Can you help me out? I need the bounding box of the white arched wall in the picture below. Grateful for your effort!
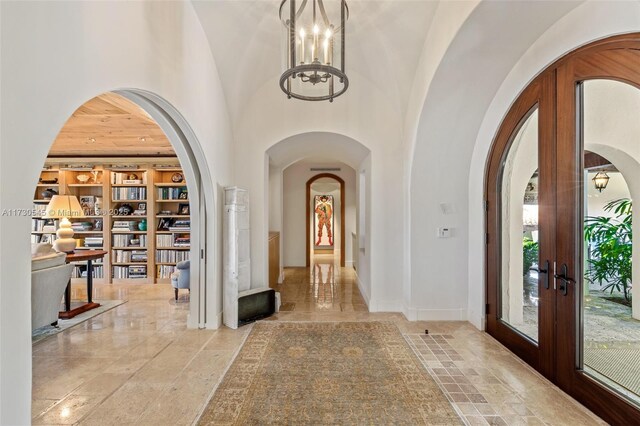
[467,1,640,329]
[409,0,581,323]
[0,2,233,423]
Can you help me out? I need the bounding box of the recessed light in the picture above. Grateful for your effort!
[139,137,146,142]
[88,138,96,143]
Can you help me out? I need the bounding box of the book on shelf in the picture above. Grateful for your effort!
[112,249,147,263]
[128,265,147,279]
[168,219,190,232]
[173,235,190,247]
[72,265,104,279]
[113,234,146,248]
[155,250,190,263]
[32,218,58,232]
[112,220,137,231]
[31,234,58,244]
[71,221,93,231]
[112,171,147,185]
[157,265,177,279]
[111,187,146,200]
[112,265,147,279]
[156,234,174,247]
[32,204,47,216]
[156,187,188,200]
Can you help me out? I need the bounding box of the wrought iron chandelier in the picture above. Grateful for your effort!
[279,0,349,102]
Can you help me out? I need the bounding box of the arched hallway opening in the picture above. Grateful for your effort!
[30,91,218,423]
[306,173,345,267]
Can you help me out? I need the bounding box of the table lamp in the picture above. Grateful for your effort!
[44,195,85,253]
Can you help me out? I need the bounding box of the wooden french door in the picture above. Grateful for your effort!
[486,71,556,378]
[487,34,640,424]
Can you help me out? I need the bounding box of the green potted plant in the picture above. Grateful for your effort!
[584,198,632,301]
[523,237,539,276]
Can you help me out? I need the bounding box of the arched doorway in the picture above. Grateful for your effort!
[29,90,215,330]
[485,34,640,423]
[306,173,345,267]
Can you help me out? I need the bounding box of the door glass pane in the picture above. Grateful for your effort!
[500,108,539,342]
[582,79,640,403]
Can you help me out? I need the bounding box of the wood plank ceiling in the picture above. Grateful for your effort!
[48,93,175,157]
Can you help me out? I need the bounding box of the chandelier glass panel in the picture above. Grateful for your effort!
[279,0,348,102]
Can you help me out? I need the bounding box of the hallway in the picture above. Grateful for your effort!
[276,254,367,314]
[31,266,603,425]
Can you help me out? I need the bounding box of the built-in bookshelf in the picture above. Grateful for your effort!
[153,168,191,282]
[31,160,191,284]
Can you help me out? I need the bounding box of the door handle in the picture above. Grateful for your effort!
[554,263,575,296]
[534,260,550,289]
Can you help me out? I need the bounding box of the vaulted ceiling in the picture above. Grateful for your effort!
[192,0,439,124]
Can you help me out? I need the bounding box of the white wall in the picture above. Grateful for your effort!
[280,163,356,267]
[0,2,233,423]
[408,1,582,324]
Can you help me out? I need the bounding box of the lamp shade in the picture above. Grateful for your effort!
[44,195,85,219]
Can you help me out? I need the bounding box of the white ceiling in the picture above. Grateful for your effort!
[192,0,439,124]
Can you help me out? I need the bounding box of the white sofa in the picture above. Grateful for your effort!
[31,244,73,330]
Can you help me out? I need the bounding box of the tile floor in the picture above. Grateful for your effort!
[31,256,606,425]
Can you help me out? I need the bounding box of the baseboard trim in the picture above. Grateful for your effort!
[355,272,370,309]
[369,299,403,312]
[413,308,467,321]
[345,260,354,268]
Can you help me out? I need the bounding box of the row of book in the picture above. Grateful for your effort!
[157,265,177,279]
[113,220,140,231]
[32,204,47,216]
[32,219,58,232]
[155,250,190,264]
[71,265,104,279]
[169,219,190,232]
[83,236,104,248]
[156,234,191,248]
[156,187,187,200]
[113,234,147,247]
[71,221,93,232]
[111,187,146,200]
[111,171,148,185]
[113,265,146,279]
[112,250,148,263]
[31,234,57,244]
[174,234,190,247]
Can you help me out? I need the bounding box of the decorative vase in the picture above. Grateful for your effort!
[41,188,58,200]
[117,203,133,216]
[138,219,147,231]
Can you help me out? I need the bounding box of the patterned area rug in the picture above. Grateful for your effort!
[198,321,462,425]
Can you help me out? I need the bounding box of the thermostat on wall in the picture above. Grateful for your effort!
[437,227,452,238]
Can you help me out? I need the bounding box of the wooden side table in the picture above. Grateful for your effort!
[59,250,107,319]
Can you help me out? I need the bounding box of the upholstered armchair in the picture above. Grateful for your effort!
[31,245,73,330]
[171,260,190,301]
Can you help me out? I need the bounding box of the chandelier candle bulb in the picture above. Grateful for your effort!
[313,24,319,61]
[299,29,305,64]
[323,39,329,64]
